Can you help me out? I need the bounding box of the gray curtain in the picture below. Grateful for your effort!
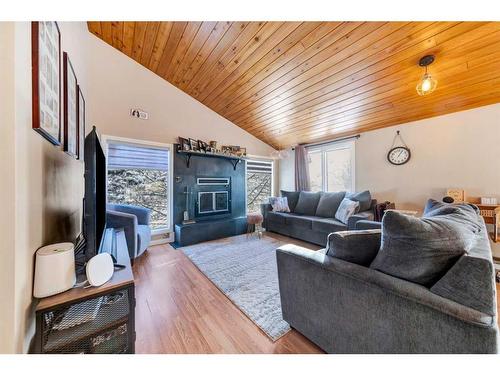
[295,145,310,191]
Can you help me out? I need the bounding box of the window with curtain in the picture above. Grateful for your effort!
[246,159,273,213]
[308,140,355,192]
[106,140,171,231]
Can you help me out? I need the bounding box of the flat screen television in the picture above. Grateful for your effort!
[80,126,107,269]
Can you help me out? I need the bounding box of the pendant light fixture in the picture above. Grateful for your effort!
[416,54,438,96]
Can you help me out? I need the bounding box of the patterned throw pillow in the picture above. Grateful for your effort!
[335,198,360,224]
[269,197,290,213]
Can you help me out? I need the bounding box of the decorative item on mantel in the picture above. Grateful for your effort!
[177,136,246,157]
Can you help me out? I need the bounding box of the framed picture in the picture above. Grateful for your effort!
[221,146,232,155]
[189,138,198,151]
[76,85,85,160]
[236,147,247,157]
[197,140,208,152]
[31,21,61,145]
[178,137,190,151]
[63,52,78,158]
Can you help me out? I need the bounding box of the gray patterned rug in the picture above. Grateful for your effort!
[181,234,291,341]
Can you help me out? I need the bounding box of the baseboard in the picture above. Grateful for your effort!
[150,231,174,246]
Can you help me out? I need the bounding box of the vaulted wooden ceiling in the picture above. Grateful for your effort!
[87,22,500,149]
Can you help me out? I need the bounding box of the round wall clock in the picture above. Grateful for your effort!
[387,146,411,165]
[387,130,411,165]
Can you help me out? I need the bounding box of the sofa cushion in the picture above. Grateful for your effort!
[335,198,360,224]
[423,199,482,234]
[346,190,372,212]
[315,191,346,218]
[294,191,321,216]
[266,211,288,225]
[327,230,381,266]
[370,210,478,286]
[311,217,346,233]
[280,190,300,212]
[269,196,290,212]
[285,215,313,230]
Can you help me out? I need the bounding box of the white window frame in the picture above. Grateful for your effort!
[308,140,356,192]
[102,135,174,235]
[244,155,275,214]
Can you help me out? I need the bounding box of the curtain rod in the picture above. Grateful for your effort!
[292,134,360,150]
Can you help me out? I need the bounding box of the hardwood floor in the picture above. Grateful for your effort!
[132,233,323,353]
[132,233,500,354]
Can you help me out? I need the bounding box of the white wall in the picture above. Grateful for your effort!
[0,22,17,354]
[1,22,90,354]
[279,103,500,212]
[356,103,500,211]
[86,34,274,157]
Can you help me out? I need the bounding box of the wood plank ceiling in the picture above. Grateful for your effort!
[88,22,500,149]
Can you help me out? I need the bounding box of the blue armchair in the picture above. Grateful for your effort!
[106,203,152,261]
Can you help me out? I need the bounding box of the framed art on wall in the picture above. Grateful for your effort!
[63,52,78,158]
[77,85,85,160]
[31,21,62,145]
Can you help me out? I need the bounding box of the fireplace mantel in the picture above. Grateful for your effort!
[177,148,244,170]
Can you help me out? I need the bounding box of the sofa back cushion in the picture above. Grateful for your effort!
[280,190,300,213]
[315,191,346,218]
[335,198,360,224]
[327,229,381,266]
[370,209,478,286]
[346,190,372,212]
[294,191,321,216]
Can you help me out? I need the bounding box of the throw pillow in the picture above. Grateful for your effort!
[269,197,290,213]
[335,198,360,224]
[423,199,482,234]
[326,229,381,266]
[370,210,477,286]
[347,190,372,212]
[315,191,346,218]
[280,190,300,212]
[294,191,321,216]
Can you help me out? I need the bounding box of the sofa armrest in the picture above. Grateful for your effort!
[355,220,382,230]
[347,210,375,230]
[260,203,273,228]
[276,244,495,327]
[106,210,138,259]
[108,203,151,226]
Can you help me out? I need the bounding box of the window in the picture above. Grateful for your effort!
[308,140,355,192]
[105,138,172,232]
[246,159,274,213]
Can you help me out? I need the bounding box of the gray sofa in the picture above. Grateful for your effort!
[261,190,376,247]
[276,202,499,353]
[106,203,152,262]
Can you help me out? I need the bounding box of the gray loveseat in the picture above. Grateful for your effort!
[276,202,499,353]
[261,190,376,247]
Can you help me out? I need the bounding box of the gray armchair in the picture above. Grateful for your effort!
[106,203,152,261]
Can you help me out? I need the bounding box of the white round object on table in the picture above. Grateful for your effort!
[86,253,114,287]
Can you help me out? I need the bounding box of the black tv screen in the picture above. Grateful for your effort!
[83,126,107,263]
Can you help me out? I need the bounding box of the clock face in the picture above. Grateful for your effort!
[387,146,411,165]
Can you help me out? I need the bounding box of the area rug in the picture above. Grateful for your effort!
[181,234,292,341]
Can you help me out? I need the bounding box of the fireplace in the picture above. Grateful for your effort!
[195,177,231,218]
[198,191,229,214]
